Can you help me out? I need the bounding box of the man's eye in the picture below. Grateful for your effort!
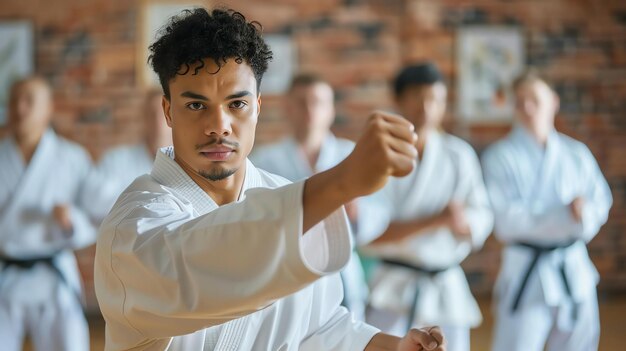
[187,102,205,110]
[230,100,247,109]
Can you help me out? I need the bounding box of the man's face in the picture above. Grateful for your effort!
[8,79,52,136]
[395,82,447,131]
[163,59,260,181]
[515,80,558,134]
[285,82,334,138]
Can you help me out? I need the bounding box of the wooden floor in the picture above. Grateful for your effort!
[470,296,626,351]
[24,296,626,350]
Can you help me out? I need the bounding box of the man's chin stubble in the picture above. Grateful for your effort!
[199,168,237,181]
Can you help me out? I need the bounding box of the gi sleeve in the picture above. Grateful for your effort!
[353,186,395,246]
[52,146,97,250]
[573,145,613,242]
[95,180,353,338]
[80,150,130,222]
[459,149,494,249]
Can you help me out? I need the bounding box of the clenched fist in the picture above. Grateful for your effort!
[569,196,585,222]
[443,201,470,237]
[397,327,445,351]
[301,111,417,233]
[340,111,418,198]
[53,204,73,233]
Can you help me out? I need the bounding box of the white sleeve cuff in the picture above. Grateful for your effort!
[297,183,352,275]
[275,181,352,279]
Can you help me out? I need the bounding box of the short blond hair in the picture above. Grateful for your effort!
[11,75,52,98]
[512,69,552,93]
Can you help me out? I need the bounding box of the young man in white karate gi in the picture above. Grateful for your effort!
[0,77,96,351]
[482,71,612,351]
[361,63,494,351]
[86,89,173,221]
[250,73,369,321]
[94,8,446,351]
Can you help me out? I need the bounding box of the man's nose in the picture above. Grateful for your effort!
[204,107,232,136]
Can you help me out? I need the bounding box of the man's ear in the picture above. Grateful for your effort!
[162,95,173,127]
[552,92,560,115]
[257,93,262,117]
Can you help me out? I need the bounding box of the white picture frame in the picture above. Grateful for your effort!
[137,0,208,88]
[456,26,525,123]
[262,35,297,95]
[0,21,34,125]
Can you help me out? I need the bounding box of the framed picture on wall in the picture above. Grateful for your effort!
[137,0,209,88]
[262,35,297,95]
[456,26,525,123]
[0,21,34,125]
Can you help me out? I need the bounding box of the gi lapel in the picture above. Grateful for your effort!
[210,159,262,349]
[533,130,561,201]
[152,149,258,347]
[0,138,24,216]
[397,130,442,215]
[212,317,250,350]
[287,138,314,180]
[507,126,545,204]
[0,130,57,224]
[314,134,339,173]
[151,147,218,216]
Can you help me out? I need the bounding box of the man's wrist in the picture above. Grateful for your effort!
[364,332,400,351]
[325,163,362,202]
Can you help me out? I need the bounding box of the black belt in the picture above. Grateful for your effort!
[382,259,454,332]
[0,254,80,302]
[510,241,578,316]
[381,259,451,277]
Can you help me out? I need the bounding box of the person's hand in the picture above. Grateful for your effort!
[339,111,417,198]
[569,197,585,222]
[442,201,470,237]
[397,326,446,351]
[53,204,73,232]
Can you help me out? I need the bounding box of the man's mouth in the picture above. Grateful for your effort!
[198,146,235,161]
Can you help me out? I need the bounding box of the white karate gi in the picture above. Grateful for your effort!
[361,131,493,351]
[94,146,379,351]
[85,144,154,221]
[482,125,612,351]
[0,129,96,351]
[250,134,369,320]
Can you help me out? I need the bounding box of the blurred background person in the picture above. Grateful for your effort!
[85,89,172,222]
[0,76,95,351]
[250,73,369,321]
[482,71,613,351]
[361,63,494,351]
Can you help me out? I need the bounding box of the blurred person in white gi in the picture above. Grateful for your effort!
[85,89,172,221]
[362,63,494,351]
[94,8,446,351]
[250,73,369,320]
[0,76,96,351]
[482,70,612,351]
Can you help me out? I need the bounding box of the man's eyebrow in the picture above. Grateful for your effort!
[180,91,209,101]
[226,91,254,100]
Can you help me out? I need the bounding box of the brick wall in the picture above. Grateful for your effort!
[1,0,624,306]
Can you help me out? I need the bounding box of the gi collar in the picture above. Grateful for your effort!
[151,146,263,215]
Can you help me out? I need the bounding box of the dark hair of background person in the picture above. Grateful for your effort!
[392,62,444,97]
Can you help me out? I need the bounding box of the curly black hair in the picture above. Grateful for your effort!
[148,8,273,99]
